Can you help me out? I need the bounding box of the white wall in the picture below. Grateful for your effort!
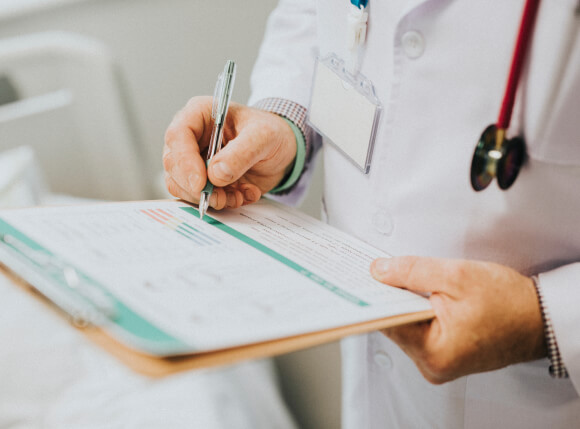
[0,1,339,428]
[0,0,274,179]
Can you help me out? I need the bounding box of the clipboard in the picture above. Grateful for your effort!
[2,264,432,377]
[0,200,434,377]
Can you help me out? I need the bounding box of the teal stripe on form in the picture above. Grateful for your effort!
[181,207,369,307]
[0,218,188,354]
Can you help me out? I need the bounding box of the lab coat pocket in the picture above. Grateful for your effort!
[522,0,580,165]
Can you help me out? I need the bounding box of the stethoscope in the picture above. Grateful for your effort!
[351,0,577,191]
[471,0,580,192]
[470,0,541,192]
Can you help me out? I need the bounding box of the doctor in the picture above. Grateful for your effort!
[163,0,580,427]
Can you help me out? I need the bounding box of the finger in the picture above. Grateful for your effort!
[224,185,244,209]
[208,126,276,187]
[370,256,460,295]
[382,321,432,357]
[238,182,262,205]
[164,97,213,194]
[165,173,198,203]
[166,96,213,148]
[166,170,230,212]
[386,319,462,385]
[382,321,450,383]
[163,144,207,195]
[201,186,225,211]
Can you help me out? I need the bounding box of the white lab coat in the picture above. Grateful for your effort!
[249,0,580,427]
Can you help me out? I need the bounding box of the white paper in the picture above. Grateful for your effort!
[0,199,430,353]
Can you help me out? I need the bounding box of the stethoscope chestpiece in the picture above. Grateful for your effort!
[470,0,540,193]
[470,124,526,192]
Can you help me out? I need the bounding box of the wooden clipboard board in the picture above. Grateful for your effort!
[1,263,434,378]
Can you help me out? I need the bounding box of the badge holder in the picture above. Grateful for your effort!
[307,54,382,174]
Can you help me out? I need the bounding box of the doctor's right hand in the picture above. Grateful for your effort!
[163,96,297,209]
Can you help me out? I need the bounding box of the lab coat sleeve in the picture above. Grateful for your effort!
[248,0,322,207]
[248,0,318,109]
[538,263,580,393]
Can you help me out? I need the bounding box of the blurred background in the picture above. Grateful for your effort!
[0,0,337,428]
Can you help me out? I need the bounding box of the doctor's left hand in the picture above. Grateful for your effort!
[370,256,548,384]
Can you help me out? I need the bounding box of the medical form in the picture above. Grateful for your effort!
[0,198,432,362]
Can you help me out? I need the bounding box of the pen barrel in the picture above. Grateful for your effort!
[207,120,225,161]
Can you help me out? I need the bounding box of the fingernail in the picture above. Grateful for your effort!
[373,258,391,274]
[188,173,199,191]
[243,189,256,202]
[212,162,233,181]
[209,193,218,208]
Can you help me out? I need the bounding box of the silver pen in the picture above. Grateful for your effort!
[199,60,237,219]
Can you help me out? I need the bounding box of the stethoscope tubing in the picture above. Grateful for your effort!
[497,0,541,131]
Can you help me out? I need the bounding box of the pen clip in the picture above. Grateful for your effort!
[212,60,236,125]
[211,71,224,121]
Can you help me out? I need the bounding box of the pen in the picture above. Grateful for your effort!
[199,60,237,219]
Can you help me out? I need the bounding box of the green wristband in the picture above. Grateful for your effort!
[269,117,306,194]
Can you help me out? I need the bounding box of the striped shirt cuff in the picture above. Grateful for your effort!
[532,275,569,378]
[253,98,313,194]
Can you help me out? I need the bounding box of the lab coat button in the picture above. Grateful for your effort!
[372,210,394,235]
[374,351,393,369]
[402,30,425,59]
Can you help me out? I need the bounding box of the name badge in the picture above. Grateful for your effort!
[307,55,382,173]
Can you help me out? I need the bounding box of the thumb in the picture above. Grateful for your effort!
[371,256,451,294]
[207,126,272,187]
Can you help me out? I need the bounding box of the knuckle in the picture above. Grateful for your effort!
[175,157,189,176]
[185,95,208,109]
[162,150,174,173]
[166,96,211,142]
[184,96,213,118]
[164,175,181,198]
[445,261,468,288]
[182,97,198,112]
[448,263,465,278]
[397,256,421,282]
[164,125,180,146]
